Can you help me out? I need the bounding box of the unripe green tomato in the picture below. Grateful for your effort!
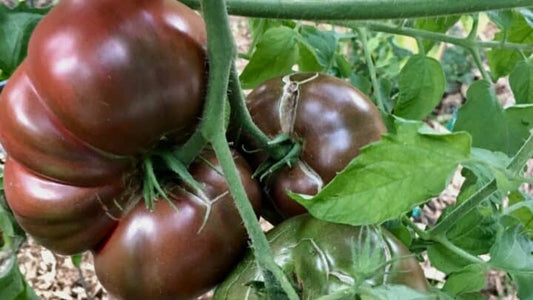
[214,215,429,299]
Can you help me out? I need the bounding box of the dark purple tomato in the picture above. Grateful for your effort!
[93,151,261,300]
[246,73,387,219]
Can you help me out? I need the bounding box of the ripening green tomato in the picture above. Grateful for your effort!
[213,215,429,299]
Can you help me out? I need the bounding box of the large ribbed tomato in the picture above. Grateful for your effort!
[213,214,429,299]
[93,150,262,300]
[245,73,387,219]
[0,0,207,254]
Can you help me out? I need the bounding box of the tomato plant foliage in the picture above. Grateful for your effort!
[1,0,533,299]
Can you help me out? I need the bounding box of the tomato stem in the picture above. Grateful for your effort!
[333,21,533,52]
[401,216,429,240]
[198,0,300,298]
[175,130,207,166]
[355,27,385,113]
[228,65,289,161]
[430,133,533,236]
[180,0,533,20]
[432,234,485,265]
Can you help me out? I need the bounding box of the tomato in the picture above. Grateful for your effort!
[213,214,429,299]
[0,0,207,254]
[246,73,387,219]
[93,151,262,300]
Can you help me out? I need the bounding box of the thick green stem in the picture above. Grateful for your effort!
[468,46,492,82]
[181,0,533,20]
[334,21,533,52]
[355,27,385,112]
[433,235,485,265]
[507,134,533,177]
[175,130,207,166]
[401,216,429,240]
[199,4,233,141]
[431,134,533,236]
[212,135,299,300]
[199,1,298,298]
[228,66,287,161]
[431,182,498,237]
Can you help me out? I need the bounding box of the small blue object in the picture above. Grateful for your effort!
[446,107,458,131]
[412,207,422,218]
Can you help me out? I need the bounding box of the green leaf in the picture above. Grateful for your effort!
[519,8,533,28]
[463,148,517,195]
[299,26,337,70]
[248,19,295,52]
[71,254,82,268]
[510,59,533,104]
[445,202,498,255]
[359,284,432,300]
[456,293,486,300]
[14,280,38,300]
[454,82,507,152]
[290,119,471,226]
[394,55,445,120]
[349,73,372,96]
[487,10,515,29]
[428,187,498,274]
[383,220,412,247]
[0,210,15,237]
[240,26,299,89]
[487,14,533,79]
[334,54,352,78]
[489,223,533,299]
[0,3,49,76]
[454,80,533,156]
[513,273,533,300]
[0,255,38,300]
[297,41,322,72]
[443,264,487,295]
[378,78,394,113]
[427,244,474,274]
[414,16,460,51]
[507,191,533,237]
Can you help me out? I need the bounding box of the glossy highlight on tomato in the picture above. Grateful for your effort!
[246,73,387,219]
[93,151,262,300]
[0,0,207,254]
[213,214,429,299]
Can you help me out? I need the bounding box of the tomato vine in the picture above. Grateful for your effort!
[181,0,533,20]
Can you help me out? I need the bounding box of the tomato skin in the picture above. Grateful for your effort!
[25,0,207,156]
[213,215,429,299]
[93,151,261,300]
[3,158,133,255]
[246,73,386,218]
[0,65,133,187]
[0,0,207,254]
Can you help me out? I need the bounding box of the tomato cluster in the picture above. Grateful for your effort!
[0,0,258,298]
[0,0,429,298]
[0,0,208,254]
